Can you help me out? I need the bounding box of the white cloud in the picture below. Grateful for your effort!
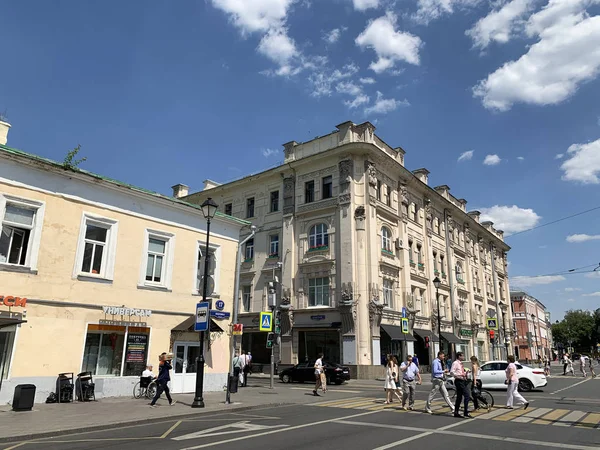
[511,275,566,287]
[517,156,525,160]
[586,271,600,279]
[261,148,280,157]
[458,150,474,162]
[483,154,501,165]
[257,28,298,66]
[567,298,576,302]
[583,292,600,297]
[560,138,600,184]
[308,63,359,97]
[360,77,376,84]
[473,0,600,111]
[555,153,564,159]
[364,91,410,115]
[355,13,423,74]
[414,0,480,25]
[211,0,296,34]
[345,94,371,109]
[466,0,535,49]
[479,205,541,233]
[564,287,582,292]
[353,0,379,11]
[566,233,600,243]
[336,81,363,96]
[324,28,343,44]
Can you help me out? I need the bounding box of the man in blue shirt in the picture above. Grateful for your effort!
[400,355,422,410]
[426,351,454,414]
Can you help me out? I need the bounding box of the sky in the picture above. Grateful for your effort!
[1,0,599,321]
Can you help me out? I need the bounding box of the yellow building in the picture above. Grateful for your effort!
[0,128,247,403]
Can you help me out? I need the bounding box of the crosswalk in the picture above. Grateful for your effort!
[306,396,600,429]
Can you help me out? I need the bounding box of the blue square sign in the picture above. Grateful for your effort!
[195,301,209,332]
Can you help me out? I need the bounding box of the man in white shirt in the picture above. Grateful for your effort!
[400,355,422,410]
[239,351,248,387]
[313,353,324,396]
[580,355,587,378]
[142,365,154,379]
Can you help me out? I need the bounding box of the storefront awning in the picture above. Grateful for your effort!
[381,324,416,342]
[413,328,440,342]
[172,316,224,333]
[0,311,26,330]
[440,332,461,345]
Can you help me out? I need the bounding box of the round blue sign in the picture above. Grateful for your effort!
[215,300,225,311]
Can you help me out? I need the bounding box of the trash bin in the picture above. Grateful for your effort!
[228,374,238,394]
[12,384,36,411]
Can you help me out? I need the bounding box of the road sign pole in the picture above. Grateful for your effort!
[270,305,275,390]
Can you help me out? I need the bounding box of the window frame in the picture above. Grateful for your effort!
[308,223,329,249]
[382,279,394,308]
[194,241,221,296]
[0,195,45,271]
[270,190,279,213]
[308,277,330,307]
[385,185,392,206]
[224,203,233,216]
[138,229,175,290]
[242,285,252,312]
[381,227,392,252]
[74,213,119,281]
[376,180,382,201]
[322,176,333,200]
[246,197,255,218]
[305,180,315,203]
[269,234,279,257]
[245,238,254,261]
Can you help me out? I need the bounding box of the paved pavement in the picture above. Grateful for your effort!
[2,365,599,449]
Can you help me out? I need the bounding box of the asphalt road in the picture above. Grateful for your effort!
[2,368,600,450]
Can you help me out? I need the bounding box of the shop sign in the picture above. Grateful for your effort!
[1,296,27,308]
[210,310,231,320]
[232,323,243,335]
[460,329,473,337]
[99,319,147,327]
[311,315,326,321]
[102,306,152,317]
[125,334,148,363]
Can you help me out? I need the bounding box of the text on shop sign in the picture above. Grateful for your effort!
[102,306,152,317]
[1,296,27,308]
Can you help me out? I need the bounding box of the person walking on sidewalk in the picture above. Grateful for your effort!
[505,355,528,410]
[565,354,575,376]
[451,352,472,418]
[563,353,569,376]
[400,355,421,410]
[425,351,454,414]
[384,354,401,404]
[469,356,489,411]
[313,353,325,396]
[232,351,242,386]
[241,351,250,387]
[150,352,176,408]
[580,354,587,378]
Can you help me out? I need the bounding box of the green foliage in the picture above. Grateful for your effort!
[63,144,87,169]
[553,309,599,352]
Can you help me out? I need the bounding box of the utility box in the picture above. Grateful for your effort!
[12,384,36,411]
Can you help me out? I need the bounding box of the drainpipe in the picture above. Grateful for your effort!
[490,244,503,360]
[226,225,256,404]
[443,209,457,356]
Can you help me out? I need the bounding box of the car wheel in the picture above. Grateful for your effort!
[335,380,343,385]
[281,374,291,383]
[518,378,533,392]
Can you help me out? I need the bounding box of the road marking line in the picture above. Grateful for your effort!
[340,400,382,409]
[494,407,533,421]
[290,388,364,393]
[336,419,600,450]
[160,420,182,438]
[368,421,466,450]
[553,410,587,427]
[179,409,382,450]
[575,413,600,429]
[512,408,552,423]
[3,442,30,450]
[550,378,590,394]
[532,409,570,425]
[309,397,366,406]
[475,407,515,419]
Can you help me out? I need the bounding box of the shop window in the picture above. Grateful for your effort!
[81,325,150,377]
[141,230,174,289]
[269,234,279,257]
[322,176,333,199]
[0,327,16,380]
[197,243,219,295]
[309,223,328,250]
[242,285,252,312]
[309,277,330,307]
[75,214,118,280]
[0,196,44,269]
[270,191,279,212]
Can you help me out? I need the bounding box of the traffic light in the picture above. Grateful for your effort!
[489,330,495,343]
[424,336,430,348]
[266,332,275,349]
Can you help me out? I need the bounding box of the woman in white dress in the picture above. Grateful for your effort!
[384,355,402,404]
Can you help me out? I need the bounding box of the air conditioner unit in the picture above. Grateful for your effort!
[395,239,403,250]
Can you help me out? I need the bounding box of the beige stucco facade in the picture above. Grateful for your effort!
[0,143,246,403]
[183,121,513,377]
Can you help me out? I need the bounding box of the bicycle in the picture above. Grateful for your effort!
[446,377,495,412]
[133,376,157,399]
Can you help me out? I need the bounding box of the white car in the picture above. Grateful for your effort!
[479,360,547,391]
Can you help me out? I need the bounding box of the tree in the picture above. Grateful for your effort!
[553,310,595,352]
[63,144,86,169]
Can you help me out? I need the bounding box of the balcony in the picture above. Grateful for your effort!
[418,263,425,271]
[410,260,416,267]
[381,248,395,257]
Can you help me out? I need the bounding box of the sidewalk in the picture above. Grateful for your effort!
[0,380,313,442]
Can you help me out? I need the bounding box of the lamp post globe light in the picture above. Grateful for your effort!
[433,277,442,355]
[192,198,218,409]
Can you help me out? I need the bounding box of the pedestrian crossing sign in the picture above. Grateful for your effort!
[260,312,273,332]
[401,318,409,334]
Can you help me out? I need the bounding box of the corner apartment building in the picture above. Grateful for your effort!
[0,121,246,403]
[510,291,552,361]
[181,121,512,376]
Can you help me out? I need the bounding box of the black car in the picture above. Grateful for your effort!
[279,361,351,385]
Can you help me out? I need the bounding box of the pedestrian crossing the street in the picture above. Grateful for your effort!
[306,397,600,429]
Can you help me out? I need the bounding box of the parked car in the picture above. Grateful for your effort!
[479,360,547,391]
[279,361,351,385]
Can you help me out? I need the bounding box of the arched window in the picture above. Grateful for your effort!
[381,227,392,252]
[309,223,329,249]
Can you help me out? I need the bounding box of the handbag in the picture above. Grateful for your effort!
[392,372,396,378]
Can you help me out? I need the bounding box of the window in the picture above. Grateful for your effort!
[0,327,16,380]
[270,191,279,212]
[140,230,174,289]
[196,244,218,294]
[440,295,447,318]
[246,198,255,218]
[418,288,426,315]
[381,227,392,252]
[224,203,233,216]
[242,285,251,312]
[386,185,392,207]
[410,203,416,222]
[305,181,315,203]
[309,223,329,249]
[456,262,464,283]
[75,214,118,280]
[269,234,279,257]
[376,180,382,201]
[383,279,394,308]
[245,238,254,261]
[433,251,438,272]
[0,198,44,269]
[417,244,422,264]
[322,176,333,199]
[81,324,150,377]
[408,240,414,263]
[146,238,166,283]
[309,277,330,307]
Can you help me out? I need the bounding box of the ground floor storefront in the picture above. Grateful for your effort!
[0,299,230,404]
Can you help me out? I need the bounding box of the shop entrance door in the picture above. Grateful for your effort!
[171,342,200,394]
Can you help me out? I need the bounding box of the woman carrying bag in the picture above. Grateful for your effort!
[384,355,401,404]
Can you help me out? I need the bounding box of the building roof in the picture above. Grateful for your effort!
[0,143,251,228]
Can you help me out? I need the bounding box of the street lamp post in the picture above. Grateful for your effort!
[192,198,218,409]
[531,313,538,362]
[433,277,442,356]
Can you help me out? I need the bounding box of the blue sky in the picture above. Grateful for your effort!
[1,0,599,320]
